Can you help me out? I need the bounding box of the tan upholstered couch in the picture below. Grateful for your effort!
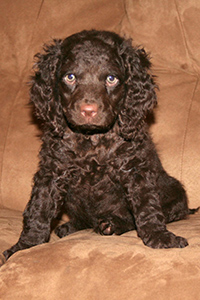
[0,1,200,299]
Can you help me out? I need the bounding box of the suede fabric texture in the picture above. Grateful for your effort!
[1,209,200,300]
[0,0,200,299]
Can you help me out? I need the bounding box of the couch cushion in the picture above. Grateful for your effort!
[121,0,200,72]
[0,209,200,300]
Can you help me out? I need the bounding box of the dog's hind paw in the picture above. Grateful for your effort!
[97,219,115,235]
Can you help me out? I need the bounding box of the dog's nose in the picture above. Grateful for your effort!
[80,104,98,118]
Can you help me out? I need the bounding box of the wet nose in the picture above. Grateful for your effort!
[80,104,98,118]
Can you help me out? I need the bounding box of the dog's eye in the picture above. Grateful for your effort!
[63,74,76,85]
[106,75,119,87]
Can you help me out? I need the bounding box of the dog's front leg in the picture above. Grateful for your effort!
[127,171,188,249]
[2,173,62,262]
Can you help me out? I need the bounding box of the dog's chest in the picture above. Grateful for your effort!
[47,133,138,213]
[55,132,133,189]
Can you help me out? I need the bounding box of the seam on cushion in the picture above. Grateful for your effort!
[174,0,199,180]
[118,0,132,35]
[174,0,189,55]
[180,76,199,181]
[112,0,128,33]
[124,0,131,26]
[120,0,129,28]
[174,0,196,74]
[36,0,44,19]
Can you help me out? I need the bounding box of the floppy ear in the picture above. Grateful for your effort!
[118,41,157,140]
[30,39,66,137]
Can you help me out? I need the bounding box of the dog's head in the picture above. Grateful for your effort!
[59,31,126,134]
[31,30,157,138]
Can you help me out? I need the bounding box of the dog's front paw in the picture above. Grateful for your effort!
[142,230,188,249]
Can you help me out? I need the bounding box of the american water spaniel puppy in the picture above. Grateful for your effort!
[2,29,194,263]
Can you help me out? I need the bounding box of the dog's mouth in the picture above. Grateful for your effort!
[66,120,115,135]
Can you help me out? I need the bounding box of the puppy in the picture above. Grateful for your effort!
[2,30,194,264]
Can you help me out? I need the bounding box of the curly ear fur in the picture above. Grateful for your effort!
[118,40,157,140]
[30,39,66,137]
